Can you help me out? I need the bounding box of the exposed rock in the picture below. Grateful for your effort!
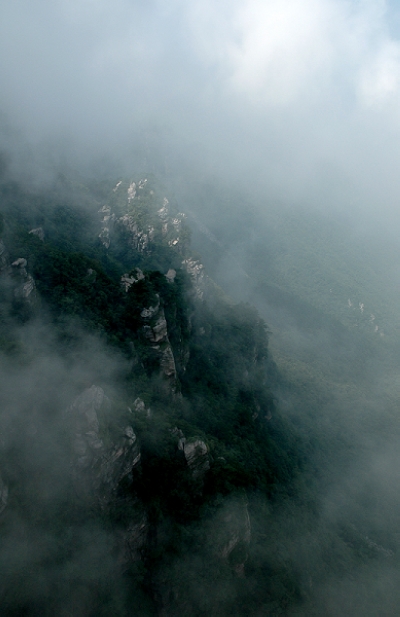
[127,182,136,202]
[121,267,145,292]
[98,205,116,248]
[141,297,160,320]
[121,274,136,292]
[157,200,169,221]
[182,257,206,299]
[99,184,190,265]
[65,386,141,501]
[14,275,35,299]
[141,306,178,384]
[171,216,184,232]
[135,267,145,285]
[11,258,36,300]
[181,439,210,479]
[165,269,176,283]
[133,397,146,413]
[172,428,210,481]
[119,215,151,253]
[170,426,185,440]
[143,312,168,344]
[99,425,141,498]
[12,257,27,270]
[160,345,177,379]
[65,387,148,570]
[29,227,45,241]
[99,229,111,248]
[133,397,151,418]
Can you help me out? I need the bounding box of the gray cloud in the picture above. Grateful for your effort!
[2,1,400,219]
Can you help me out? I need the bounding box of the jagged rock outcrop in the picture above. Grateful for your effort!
[160,346,177,380]
[127,181,136,202]
[11,257,35,300]
[119,214,154,253]
[141,297,161,321]
[98,205,115,248]
[97,181,190,392]
[133,397,151,418]
[121,267,144,292]
[141,304,178,386]
[171,427,210,481]
[182,257,206,300]
[143,309,167,344]
[65,386,147,569]
[29,227,44,241]
[100,425,141,496]
[99,180,190,261]
[180,439,210,479]
[65,385,141,502]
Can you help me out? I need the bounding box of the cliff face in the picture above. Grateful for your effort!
[65,385,147,570]
[141,304,178,386]
[66,385,141,501]
[0,174,298,615]
[98,180,189,258]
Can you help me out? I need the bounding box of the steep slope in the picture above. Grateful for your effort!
[0,173,304,615]
[175,175,400,616]
[2,170,398,615]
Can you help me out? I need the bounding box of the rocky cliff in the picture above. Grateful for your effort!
[0,173,299,615]
[65,385,141,501]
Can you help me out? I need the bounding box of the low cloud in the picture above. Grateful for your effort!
[1,1,400,221]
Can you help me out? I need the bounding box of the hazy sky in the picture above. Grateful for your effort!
[2,0,400,215]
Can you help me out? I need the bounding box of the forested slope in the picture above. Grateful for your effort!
[0,172,307,616]
[1,169,400,615]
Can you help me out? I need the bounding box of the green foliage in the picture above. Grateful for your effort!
[0,173,316,615]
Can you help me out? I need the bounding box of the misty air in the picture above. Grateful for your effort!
[1,1,400,615]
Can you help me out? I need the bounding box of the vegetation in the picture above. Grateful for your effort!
[0,171,399,615]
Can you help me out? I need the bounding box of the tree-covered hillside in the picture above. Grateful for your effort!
[175,174,400,615]
[0,172,309,616]
[1,169,400,616]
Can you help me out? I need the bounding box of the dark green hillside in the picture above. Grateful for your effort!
[0,174,310,615]
[182,176,400,426]
[1,170,400,615]
[171,175,400,614]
